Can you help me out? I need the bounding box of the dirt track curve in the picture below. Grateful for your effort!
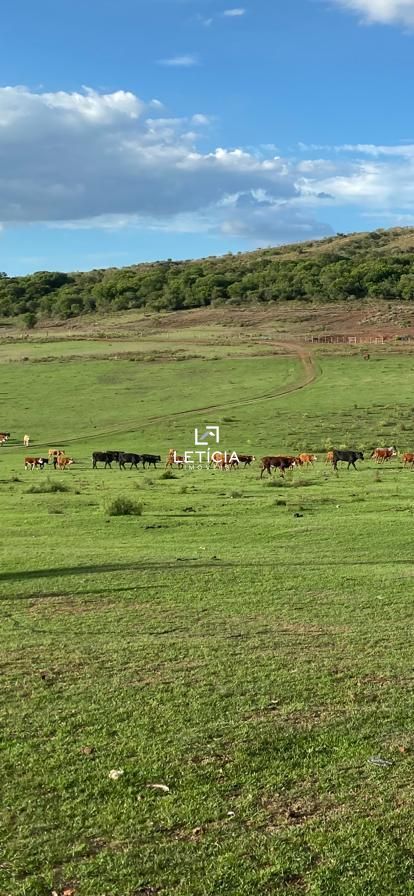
[24,340,319,448]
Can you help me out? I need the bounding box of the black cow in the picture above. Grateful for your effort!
[230,453,256,468]
[142,453,161,469]
[92,450,124,469]
[332,449,364,471]
[119,452,142,470]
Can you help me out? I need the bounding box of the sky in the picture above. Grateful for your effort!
[2,0,414,275]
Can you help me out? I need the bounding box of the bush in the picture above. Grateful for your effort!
[22,311,37,330]
[27,478,69,494]
[106,496,143,516]
[180,484,188,494]
[160,470,177,480]
[229,490,242,498]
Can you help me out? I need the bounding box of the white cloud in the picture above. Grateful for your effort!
[5,86,414,245]
[191,113,211,126]
[158,54,199,66]
[0,85,331,243]
[331,0,414,26]
[223,8,246,16]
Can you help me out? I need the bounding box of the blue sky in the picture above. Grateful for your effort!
[2,0,414,274]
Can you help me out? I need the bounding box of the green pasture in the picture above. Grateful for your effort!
[0,337,270,363]
[2,346,414,896]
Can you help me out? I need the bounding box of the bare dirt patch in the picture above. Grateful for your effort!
[261,792,345,831]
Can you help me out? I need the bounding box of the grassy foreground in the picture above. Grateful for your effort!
[1,344,414,895]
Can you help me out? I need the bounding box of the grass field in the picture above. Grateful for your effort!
[2,321,414,896]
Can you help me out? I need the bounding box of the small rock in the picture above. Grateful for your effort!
[109,768,124,780]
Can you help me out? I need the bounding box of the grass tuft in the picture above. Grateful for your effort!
[26,478,69,494]
[265,478,288,488]
[106,496,143,516]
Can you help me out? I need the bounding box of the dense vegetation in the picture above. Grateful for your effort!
[3,226,414,322]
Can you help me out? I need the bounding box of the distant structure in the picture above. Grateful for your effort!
[304,334,386,345]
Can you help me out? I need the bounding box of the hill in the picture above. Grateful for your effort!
[2,226,414,323]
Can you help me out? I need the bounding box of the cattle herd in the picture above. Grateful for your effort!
[2,434,414,476]
[24,449,74,470]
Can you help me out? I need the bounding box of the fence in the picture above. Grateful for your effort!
[303,334,387,345]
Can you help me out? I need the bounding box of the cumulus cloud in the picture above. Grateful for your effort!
[330,0,414,27]
[3,85,414,245]
[0,85,334,243]
[218,192,330,242]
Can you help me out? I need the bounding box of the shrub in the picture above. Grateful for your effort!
[22,311,37,330]
[106,496,143,516]
[265,478,287,488]
[160,470,177,480]
[180,484,188,494]
[27,478,69,494]
[230,490,242,499]
[275,499,287,506]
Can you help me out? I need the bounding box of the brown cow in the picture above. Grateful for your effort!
[165,449,185,469]
[371,447,397,463]
[325,451,334,464]
[57,456,73,469]
[24,456,48,470]
[402,453,414,467]
[298,453,317,466]
[210,451,234,470]
[260,455,297,478]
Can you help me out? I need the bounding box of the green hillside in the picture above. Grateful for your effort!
[3,226,414,323]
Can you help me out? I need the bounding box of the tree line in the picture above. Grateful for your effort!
[2,228,414,325]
